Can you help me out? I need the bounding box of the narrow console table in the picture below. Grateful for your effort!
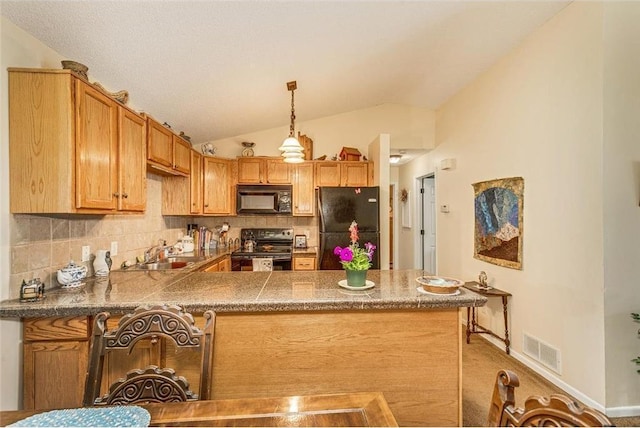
[463,281,512,354]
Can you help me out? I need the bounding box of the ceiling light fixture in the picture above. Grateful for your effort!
[278,81,304,163]
[389,154,402,164]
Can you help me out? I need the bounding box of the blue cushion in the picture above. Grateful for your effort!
[9,406,151,427]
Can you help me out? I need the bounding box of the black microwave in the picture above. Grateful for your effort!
[236,185,292,215]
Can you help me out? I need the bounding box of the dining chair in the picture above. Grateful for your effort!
[487,369,614,427]
[83,304,215,406]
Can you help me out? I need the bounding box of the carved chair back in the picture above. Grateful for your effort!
[83,305,215,406]
[487,369,614,427]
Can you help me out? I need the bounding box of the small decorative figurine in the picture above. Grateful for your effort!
[478,271,492,289]
[20,278,45,302]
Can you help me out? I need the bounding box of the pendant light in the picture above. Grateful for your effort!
[278,81,304,163]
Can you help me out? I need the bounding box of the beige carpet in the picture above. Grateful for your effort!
[461,336,640,427]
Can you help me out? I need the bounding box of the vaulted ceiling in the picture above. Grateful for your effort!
[1,1,570,144]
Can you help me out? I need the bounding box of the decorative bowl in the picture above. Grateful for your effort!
[57,261,88,288]
[416,275,463,294]
[61,60,89,80]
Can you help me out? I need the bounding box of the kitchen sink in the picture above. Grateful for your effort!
[121,255,208,271]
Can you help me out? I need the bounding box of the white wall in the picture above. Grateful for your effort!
[602,2,640,413]
[397,2,639,413]
[0,17,67,410]
[201,103,435,161]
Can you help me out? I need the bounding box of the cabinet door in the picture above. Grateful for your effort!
[293,163,315,216]
[219,256,231,272]
[237,158,263,184]
[24,340,89,410]
[265,159,291,184]
[190,151,203,214]
[202,261,220,272]
[315,162,341,187]
[118,107,146,211]
[340,162,369,187]
[203,158,233,214]
[293,256,316,271]
[75,80,118,210]
[147,118,173,169]
[173,136,191,175]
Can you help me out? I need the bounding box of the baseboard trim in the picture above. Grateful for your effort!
[474,334,611,414]
[606,406,640,418]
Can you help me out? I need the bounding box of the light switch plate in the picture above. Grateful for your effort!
[82,246,91,262]
[110,241,118,256]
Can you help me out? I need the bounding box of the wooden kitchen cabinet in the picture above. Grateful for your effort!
[200,255,231,272]
[292,162,315,216]
[203,157,236,215]
[118,107,147,211]
[23,317,89,410]
[237,157,290,184]
[189,150,203,214]
[146,116,191,176]
[293,256,316,271]
[162,149,202,215]
[314,161,372,187]
[9,69,146,214]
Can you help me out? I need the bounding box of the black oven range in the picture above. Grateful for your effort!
[231,228,293,271]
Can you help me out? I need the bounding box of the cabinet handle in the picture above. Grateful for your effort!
[113,192,120,198]
[204,204,209,208]
[122,193,128,199]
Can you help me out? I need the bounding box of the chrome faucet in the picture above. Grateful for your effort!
[144,240,167,263]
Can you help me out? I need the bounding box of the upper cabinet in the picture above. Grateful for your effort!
[292,163,315,216]
[146,116,191,176]
[237,157,291,184]
[9,69,146,214]
[314,161,372,187]
[203,157,236,215]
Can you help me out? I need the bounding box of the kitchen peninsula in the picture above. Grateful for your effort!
[0,269,487,427]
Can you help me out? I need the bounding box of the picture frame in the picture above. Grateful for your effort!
[472,177,524,270]
[294,235,307,249]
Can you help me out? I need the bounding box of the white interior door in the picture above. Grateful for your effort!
[421,176,436,273]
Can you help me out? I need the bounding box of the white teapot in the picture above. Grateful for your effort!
[57,261,87,288]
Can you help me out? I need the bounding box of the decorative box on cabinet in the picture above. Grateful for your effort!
[146,116,191,176]
[9,69,146,214]
[237,157,290,184]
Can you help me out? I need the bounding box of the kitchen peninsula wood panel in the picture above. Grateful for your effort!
[9,69,147,214]
[164,309,462,427]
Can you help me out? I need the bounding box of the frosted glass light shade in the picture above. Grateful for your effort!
[279,136,304,152]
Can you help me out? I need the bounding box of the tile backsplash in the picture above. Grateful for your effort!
[7,174,318,299]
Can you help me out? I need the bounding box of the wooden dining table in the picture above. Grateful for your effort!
[0,392,398,427]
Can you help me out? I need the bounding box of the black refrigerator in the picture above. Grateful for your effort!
[317,186,380,270]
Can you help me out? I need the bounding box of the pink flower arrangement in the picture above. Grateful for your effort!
[333,221,376,271]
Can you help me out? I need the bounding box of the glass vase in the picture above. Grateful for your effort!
[345,269,368,287]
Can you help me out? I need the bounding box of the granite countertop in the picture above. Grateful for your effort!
[0,269,487,318]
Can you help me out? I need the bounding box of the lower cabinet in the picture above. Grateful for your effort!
[23,317,89,410]
[293,255,316,271]
[200,255,231,272]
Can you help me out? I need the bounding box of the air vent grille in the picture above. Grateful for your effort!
[523,332,562,374]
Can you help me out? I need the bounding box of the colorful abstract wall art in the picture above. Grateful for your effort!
[472,177,524,270]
